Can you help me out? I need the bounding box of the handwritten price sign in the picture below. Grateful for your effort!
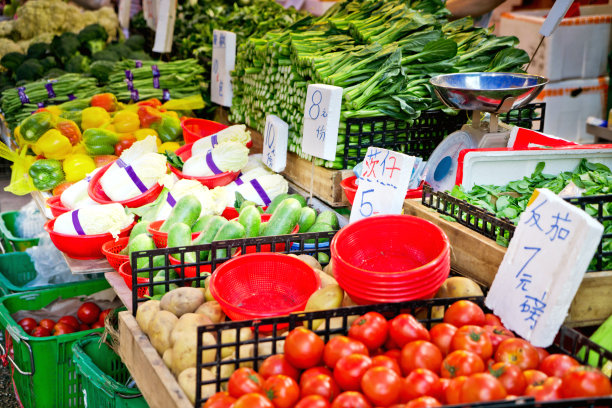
[211,30,236,107]
[485,188,603,347]
[349,147,415,223]
[262,114,288,172]
[301,84,342,162]
[152,0,177,53]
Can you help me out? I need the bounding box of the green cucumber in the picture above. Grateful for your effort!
[209,221,246,260]
[152,276,179,296]
[260,222,267,236]
[160,195,202,232]
[263,198,302,236]
[192,215,214,233]
[239,200,260,213]
[298,207,317,232]
[129,221,151,242]
[167,222,196,263]
[135,255,167,276]
[316,211,339,230]
[305,222,334,243]
[317,252,330,264]
[192,216,228,260]
[288,194,307,207]
[154,269,179,280]
[264,193,290,214]
[238,206,261,237]
[579,313,612,369]
[128,233,156,270]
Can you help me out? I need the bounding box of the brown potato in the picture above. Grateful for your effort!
[136,300,160,334]
[170,313,212,347]
[148,310,178,355]
[195,301,225,324]
[435,276,484,298]
[178,367,216,404]
[297,254,322,271]
[161,287,205,317]
[172,331,217,375]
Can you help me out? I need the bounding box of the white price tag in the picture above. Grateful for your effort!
[539,0,574,37]
[152,0,176,54]
[262,115,288,173]
[118,0,131,30]
[349,147,415,224]
[211,30,236,107]
[485,188,603,347]
[302,84,342,162]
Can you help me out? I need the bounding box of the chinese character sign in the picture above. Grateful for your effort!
[262,115,288,173]
[211,30,236,107]
[302,84,342,162]
[349,147,415,223]
[485,188,603,347]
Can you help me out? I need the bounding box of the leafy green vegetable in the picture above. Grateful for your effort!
[164,151,184,170]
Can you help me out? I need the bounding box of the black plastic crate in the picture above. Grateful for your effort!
[499,102,546,132]
[193,296,612,407]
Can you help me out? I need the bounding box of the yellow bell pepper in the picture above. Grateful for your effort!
[45,106,62,117]
[63,153,96,182]
[159,141,181,154]
[71,143,88,155]
[33,129,72,160]
[134,128,159,140]
[81,107,111,130]
[112,110,140,133]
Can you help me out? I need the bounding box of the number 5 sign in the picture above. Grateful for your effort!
[302,84,342,162]
[350,147,415,224]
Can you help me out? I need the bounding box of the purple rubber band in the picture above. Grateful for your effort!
[135,60,142,68]
[125,70,133,81]
[250,179,271,205]
[131,89,139,101]
[45,82,56,98]
[205,151,223,175]
[153,76,160,89]
[235,177,244,186]
[210,134,218,147]
[72,210,86,235]
[68,94,76,101]
[152,65,160,77]
[37,102,44,108]
[117,159,148,193]
[17,87,29,104]
[166,192,176,207]
[162,89,170,102]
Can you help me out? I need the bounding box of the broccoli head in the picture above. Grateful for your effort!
[105,43,132,59]
[51,32,80,62]
[124,34,145,51]
[40,56,57,72]
[89,60,115,84]
[92,49,120,63]
[1,52,26,71]
[65,52,91,74]
[128,50,153,61]
[27,42,49,60]
[78,24,108,56]
[15,59,44,82]
[44,68,66,79]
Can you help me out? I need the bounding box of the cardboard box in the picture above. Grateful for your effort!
[535,77,609,143]
[499,6,612,81]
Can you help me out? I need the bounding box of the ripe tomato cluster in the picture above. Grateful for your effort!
[204,300,612,408]
[17,303,111,337]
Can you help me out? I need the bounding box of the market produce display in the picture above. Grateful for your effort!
[17,302,110,336]
[52,202,133,236]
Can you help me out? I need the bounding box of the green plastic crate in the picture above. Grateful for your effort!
[0,279,108,408]
[72,336,148,408]
[0,211,40,252]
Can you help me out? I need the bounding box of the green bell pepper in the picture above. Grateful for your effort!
[29,159,65,191]
[83,128,119,155]
[20,112,55,142]
[151,114,182,143]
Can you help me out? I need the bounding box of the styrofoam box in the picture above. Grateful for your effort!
[534,77,608,144]
[498,6,612,82]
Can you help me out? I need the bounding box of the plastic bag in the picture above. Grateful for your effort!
[25,234,86,287]
[0,142,37,195]
[161,95,205,111]
[15,201,47,239]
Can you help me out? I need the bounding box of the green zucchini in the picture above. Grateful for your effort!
[129,221,151,242]
[192,216,228,260]
[263,198,301,236]
[579,313,612,372]
[316,211,339,230]
[209,221,246,260]
[304,222,334,243]
[128,233,156,270]
[238,206,261,237]
[239,200,261,213]
[192,214,214,233]
[264,193,290,214]
[160,195,201,232]
[167,222,196,263]
[298,207,317,232]
[136,256,170,278]
[288,194,307,207]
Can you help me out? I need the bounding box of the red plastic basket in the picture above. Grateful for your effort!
[340,175,423,204]
[209,253,320,321]
[44,218,135,260]
[147,220,202,248]
[46,195,70,217]
[118,261,149,298]
[167,143,240,188]
[87,161,164,208]
[181,118,228,145]
[101,237,130,272]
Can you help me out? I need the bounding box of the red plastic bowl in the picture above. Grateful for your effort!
[46,195,70,217]
[209,253,321,321]
[181,118,228,145]
[167,143,240,188]
[232,213,299,254]
[147,220,202,248]
[346,287,439,306]
[340,175,423,204]
[44,218,135,260]
[118,261,149,298]
[101,237,130,272]
[87,161,164,208]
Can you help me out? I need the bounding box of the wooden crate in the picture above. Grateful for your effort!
[403,199,612,327]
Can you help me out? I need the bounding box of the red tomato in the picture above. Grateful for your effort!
[384,349,402,365]
[300,374,340,402]
[114,138,135,156]
[437,378,451,404]
[233,393,274,408]
[561,366,612,398]
[333,354,372,391]
[77,302,101,325]
[444,376,467,404]
[429,323,457,356]
[228,368,264,398]
[443,300,485,327]
[58,316,80,329]
[91,321,104,329]
[450,325,493,361]
[440,350,484,379]
[203,392,236,408]
[52,322,75,336]
[400,340,443,376]
[300,367,333,389]
[389,314,430,348]
[371,355,401,376]
[400,368,442,403]
[18,318,37,334]
[406,396,441,408]
[323,336,368,369]
[285,328,324,369]
[488,362,526,396]
[79,323,90,331]
[260,355,300,381]
[523,369,548,387]
[30,326,51,337]
[525,377,562,401]
[348,312,388,351]
[484,314,503,327]
[460,373,507,403]
[98,309,112,325]
[535,347,549,363]
[262,375,300,408]
[331,392,372,408]
[538,354,580,378]
[295,395,331,408]
[361,366,402,407]
[495,338,540,370]
[39,319,55,332]
[483,325,514,352]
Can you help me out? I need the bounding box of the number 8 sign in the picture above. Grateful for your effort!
[302,84,342,162]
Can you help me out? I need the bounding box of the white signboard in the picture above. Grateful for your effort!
[211,30,236,107]
[152,0,176,54]
[301,84,342,162]
[263,115,288,173]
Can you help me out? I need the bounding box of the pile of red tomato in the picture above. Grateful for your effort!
[17,302,111,337]
[204,300,612,408]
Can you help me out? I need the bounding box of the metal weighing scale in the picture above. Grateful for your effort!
[423,72,548,191]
